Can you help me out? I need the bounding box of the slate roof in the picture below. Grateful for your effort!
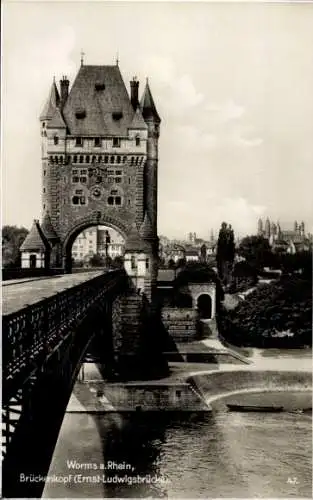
[20,220,51,252]
[129,106,147,130]
[125,223,151,253]
[40,81,60,121]
[41,212,59,242]
[140,80,161,123]
[139,212,153,239]
[47,107,66,129]
[62,65,137,136]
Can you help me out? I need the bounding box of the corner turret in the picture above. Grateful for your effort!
[20,220,51,269]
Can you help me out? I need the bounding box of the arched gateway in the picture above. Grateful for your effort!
[21,62,161,275]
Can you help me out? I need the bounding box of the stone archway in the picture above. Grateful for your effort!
[62,213,129,273]
[197,294,212,319]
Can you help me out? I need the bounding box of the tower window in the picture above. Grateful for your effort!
[112,112,123,121]
[107,189,122,206]
[94,137,101,147]
[54,136,59,145]
[72,189,86,205]
[95,83,105,91]
[136,137,141,147]
[113,138,121,148]
[76,137,83,146]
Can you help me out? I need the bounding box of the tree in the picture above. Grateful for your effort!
[168,259,175,269]
[176,257,186,269]
[216,222,235,285]
[238,235,272,271]
[111,255,124,269]
[89,253,105,267]
[2,225,29,268]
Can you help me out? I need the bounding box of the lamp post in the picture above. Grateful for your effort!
[105,230,111,267]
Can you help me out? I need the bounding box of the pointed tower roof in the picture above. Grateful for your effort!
[139,212,153,240]
[47,107,67,129]
[125,223,151,253]
[20,220,51,252]
[129,107,147,130]
[140,80,161,123]
[41,212,59,243]
[40,80,60,121]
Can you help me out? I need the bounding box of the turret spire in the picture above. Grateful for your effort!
[40,79,60,120]
[140,79,161,123]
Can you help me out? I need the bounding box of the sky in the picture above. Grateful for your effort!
[2,1,313,239]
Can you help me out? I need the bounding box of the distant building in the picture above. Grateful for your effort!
[257,218,311,253]
[72,226,125,262]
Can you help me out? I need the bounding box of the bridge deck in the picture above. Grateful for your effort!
[2,271,104,316]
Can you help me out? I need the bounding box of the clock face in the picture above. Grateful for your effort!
[91,186,102,199]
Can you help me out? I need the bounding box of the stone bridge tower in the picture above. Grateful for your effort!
[23,60,161,297]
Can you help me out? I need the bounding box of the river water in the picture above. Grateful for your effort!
[43,349,312,499]
[94,409,312,499]
[44,406,312,499]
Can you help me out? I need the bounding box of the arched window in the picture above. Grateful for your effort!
[131,255,136,269]
[54,136,59,145]
[79,155,84,163]
[98,156,103,163]
[111,156,115,164]
[73,155,77,163]
[54,156,58,164]
[86,155,90,163]
[59,156,63,164]
[117,155,121,164]
[123,156,127,163]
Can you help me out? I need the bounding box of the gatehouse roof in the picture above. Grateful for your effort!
[63,65,137,136]
[20,220,51,252]
[125,223,151,253]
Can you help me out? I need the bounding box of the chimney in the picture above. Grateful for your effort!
[60,75,70,109]
[130,77,139,110]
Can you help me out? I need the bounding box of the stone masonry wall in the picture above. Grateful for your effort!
[161,307,197,342]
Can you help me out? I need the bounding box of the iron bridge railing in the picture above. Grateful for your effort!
[2,270,125,403]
